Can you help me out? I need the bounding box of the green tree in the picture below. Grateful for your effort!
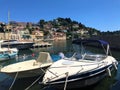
[26,22,32,34]
[38,19,45,29]
[0,23,5,32]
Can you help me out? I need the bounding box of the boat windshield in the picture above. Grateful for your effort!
[71,41,107,61]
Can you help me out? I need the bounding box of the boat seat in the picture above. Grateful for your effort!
[36,52,53,63]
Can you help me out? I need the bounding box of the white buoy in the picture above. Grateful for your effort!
[106,68,111,77]
[59,52,65,59]
[112,62,117,70]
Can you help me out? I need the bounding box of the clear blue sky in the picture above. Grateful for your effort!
[0,0,120,31]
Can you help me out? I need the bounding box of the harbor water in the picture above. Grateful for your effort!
[0,40,120,90]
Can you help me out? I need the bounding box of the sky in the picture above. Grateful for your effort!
[0,0,120,31]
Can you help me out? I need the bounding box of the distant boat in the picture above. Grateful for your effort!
[0,52,53,78]
[32,42,52,48]
[42,39,118,89]
[1,40,34,50]
[0,41,18,61]
[2,12,34,50]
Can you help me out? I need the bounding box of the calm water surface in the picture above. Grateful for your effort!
[0,40,120,90]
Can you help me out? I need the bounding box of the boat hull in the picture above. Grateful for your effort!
[42,39,118,89]
[43,65,113,89]
[45,71,107,89]
[0,52,18,61]
[2,43,34,50]
[0,55,17,61]
[4,65,49,79]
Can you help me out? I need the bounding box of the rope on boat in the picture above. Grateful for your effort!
[25,64,46,90]
[47,69,59,77]
[43,69,70,84]
[106,67,111,77]
[64,72,69,90]
[45,62,109,83]
[9,71,19,90]
[25,73,44,90]
[112,62,118,70]
[40,65,47,74]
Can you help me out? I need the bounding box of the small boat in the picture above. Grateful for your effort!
[0,41,18,61]
[42,39,118,89]
[32,42,52,48]
[1,40,34,50]
[0,52,53,78]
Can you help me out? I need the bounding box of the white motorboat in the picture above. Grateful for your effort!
[1,40,34,50]
[0,52,53,78]
[0,41,18,61]
[42,39,118,89]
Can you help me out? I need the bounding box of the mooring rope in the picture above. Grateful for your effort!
[64,72,69,90]
[9,71,19,90]
[25,64,46,90]
[25,73,44,90]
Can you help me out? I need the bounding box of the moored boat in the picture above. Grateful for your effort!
[42,39,118,89]
[1,40,34,50]
[32,42,52,48]
[0,52,53,79]
[0,41,18,61]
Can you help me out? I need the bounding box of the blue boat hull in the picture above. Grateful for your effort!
[0,53,17,61]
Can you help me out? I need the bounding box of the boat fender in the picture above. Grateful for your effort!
[59,52,65,59]
[112,62,117,70]
[106,68,111,77]
[32,53,35,57]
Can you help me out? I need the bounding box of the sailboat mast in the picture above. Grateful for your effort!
[8,11,10,25]
[8,11,10,49]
